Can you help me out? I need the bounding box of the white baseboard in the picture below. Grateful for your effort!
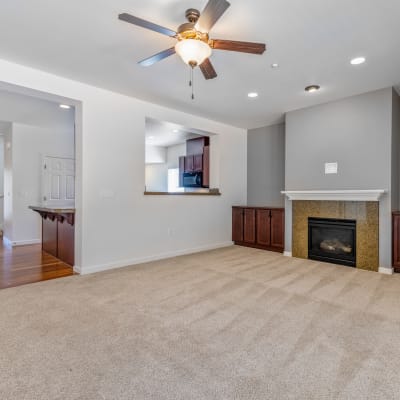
[3,236,41,247]
[76,241,234,275]
[378,266,394,275]
[283,251,292,257]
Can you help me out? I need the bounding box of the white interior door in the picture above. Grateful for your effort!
[42,156,75,206]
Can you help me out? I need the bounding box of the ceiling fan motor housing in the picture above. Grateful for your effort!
[185,8,200,23]
[177,22,209,43]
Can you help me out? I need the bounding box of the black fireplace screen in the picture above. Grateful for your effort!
[308,217,356,267]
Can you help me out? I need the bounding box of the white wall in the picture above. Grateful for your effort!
[167,143,185,169]
[9,123,74,244]
[145,145,166,164]
[3,124,12,240]
[0,59,247,273]
[145,145,168,192]
[145,164,168,192]
[0,135,4,229]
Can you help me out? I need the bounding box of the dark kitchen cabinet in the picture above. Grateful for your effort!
[271,209,285,249]
[187,137,210,156]
[232,206,284,253]
[179,156,185,187]
[256,209,271,246]
[184,154,203,173]
[203,146,210,188]
[393,212,400,272]
[193,154,203,172]
[232,207,244,242]
[244,209,256,243]
[179,136,210,187]
[184,155,194,173]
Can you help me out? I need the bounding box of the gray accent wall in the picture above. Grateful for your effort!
[247,123,285,207]
[285,87,394,268]
[392,89,400,211]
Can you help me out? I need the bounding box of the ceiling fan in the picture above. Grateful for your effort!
[118,0,266,80]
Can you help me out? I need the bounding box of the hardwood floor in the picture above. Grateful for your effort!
[0,240,73,289]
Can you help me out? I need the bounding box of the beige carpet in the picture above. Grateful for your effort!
[1,246,400,399]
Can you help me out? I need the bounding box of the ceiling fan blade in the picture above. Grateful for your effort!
[118,13,176,37]
[200,58,217,80]
[211,39,266,54]
[138,47,176,67]
[196,0,231,32]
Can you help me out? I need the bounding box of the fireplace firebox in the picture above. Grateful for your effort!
[308,217,356,267]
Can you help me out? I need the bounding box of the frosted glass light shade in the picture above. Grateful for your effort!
[175,39,212,66]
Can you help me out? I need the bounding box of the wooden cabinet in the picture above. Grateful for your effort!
[179,137,210,188]
[256,209,271,246]
[179,156,185,187]
[243,209,256,243]
[187,137,209,156]
[232,207,244,242]
[193,154,203,172]
[184,155,194,173]
[232,206,284,253]
[271,209,285,249]
[183,154,204,173]
[203,146,210,188]
[393,212,400,272]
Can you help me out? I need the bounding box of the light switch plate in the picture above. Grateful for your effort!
[325,162,338,174]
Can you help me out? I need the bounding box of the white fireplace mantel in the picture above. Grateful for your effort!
[281,190,386,202]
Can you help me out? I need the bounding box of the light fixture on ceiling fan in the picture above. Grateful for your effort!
[118,0,266,99]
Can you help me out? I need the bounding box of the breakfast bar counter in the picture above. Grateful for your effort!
[29,206,75,266]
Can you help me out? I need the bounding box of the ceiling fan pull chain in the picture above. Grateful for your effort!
[188,65,195,100]
[191,67,195,100]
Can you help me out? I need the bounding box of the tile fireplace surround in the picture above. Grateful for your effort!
[291,200,379,271]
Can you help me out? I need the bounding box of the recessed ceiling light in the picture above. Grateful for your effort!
[305,85,320,93]
[271,63,279,68]
[248,92,258,98]
[173,129,179,133]
[350,57,366,65]
[59,104,71,109]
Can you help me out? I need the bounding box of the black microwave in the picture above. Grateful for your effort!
[182,172,203,188]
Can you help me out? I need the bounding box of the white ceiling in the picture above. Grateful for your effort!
[146,118,209,147]
[0,89,75,129]
[0,0,399,128]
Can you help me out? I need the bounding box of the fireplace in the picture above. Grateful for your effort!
[308,217,356,267]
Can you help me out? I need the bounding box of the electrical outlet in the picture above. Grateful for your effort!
[325,162,338,174]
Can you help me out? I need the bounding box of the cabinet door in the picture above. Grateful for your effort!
[393,213,400,268]
[256,209,271,246]
[193,154,203,172]
[184,155,194,172]
[243,209,256,244]
[186,137,209,155]
[270,209,285,250]
[232,208,244,242]
[203,146,210,188]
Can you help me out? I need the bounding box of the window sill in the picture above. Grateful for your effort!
[144,190,221,196]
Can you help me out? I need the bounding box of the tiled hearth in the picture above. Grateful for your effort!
[292,201,379,271]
